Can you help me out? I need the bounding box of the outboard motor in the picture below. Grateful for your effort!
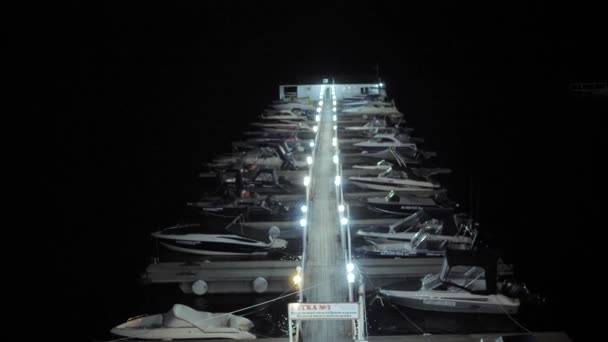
[268,226,281,242]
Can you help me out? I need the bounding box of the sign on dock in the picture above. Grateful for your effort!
[288,302,359,320]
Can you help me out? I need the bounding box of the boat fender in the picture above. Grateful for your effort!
[252,277,268,293]
[192,280,208,296]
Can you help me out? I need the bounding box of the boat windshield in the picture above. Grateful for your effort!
[385,191,400,202]
[444,266,487,292]
[379,168,407,179]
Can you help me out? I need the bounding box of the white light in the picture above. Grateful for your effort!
[335,175,341,186]
[338,204,345,212]
[332,95,336,100]
[313,126,318,133]
[333,100,337,106]
[293,274,302,285]
[332,137,337,146]
[316,107,321,113]
[347,272,355,283]
[332,107,337,112]
[333,115,337,121]
[346,263,355,272]
[319,100,323,106]
[301,205,308,213]
[306,156,313,165]
[333,125,337,131]
[309,141,315,148]
[303,176,310,186]
[333,154,339,164]
[379,82,384,87]
[300,218,307,227]
[341,217,348,225]
[315,115,320,122]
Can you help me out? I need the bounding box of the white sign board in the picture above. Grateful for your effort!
[288,302,359,320]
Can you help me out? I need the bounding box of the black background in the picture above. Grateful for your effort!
[27,1,605,340]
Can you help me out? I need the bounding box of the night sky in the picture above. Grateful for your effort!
[29,1,605,340]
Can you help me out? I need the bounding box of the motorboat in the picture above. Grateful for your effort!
[151,221,287,256]
[188,194,297,220]
[352,160,394,171]
[341,103,403,118]
[356,221,476,257]
[261,109,308,121]
[111,304,256,340]
[271,102,315,111]
[379,248,522,314]
[218,168,300,195]
[356,208,458,244]
[349,167,441,192]
[353,133,417,153]
[366,191,456,215]
[210,145,305,170]
[360,147,437,165]
[345,118,390,131]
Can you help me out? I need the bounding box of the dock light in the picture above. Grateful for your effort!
[333,100,337,106]
[346,263,355,272]
[347,272,355,283]
[333,115,337,121]
[316,107,321,113]
[332,137,337,146]
[335,175,341,186]
[300,218,307,227]
[301,205,308,213]
[333,125,337,131]
[309,141,315,148]
[293,274,302,285]
[319,100,324,106]
[303,176,310,186]
[341,217,348,225]
[338,204,345,212]
[379,82,384,87]
[306,156,313,165]
[332,107,337,112]
[315,115,320,122]
[332,95,336,100]
[313,126,318,133]
[333,154,339,164]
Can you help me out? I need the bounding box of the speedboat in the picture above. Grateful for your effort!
[356,223,476,257]
[349,167,441,192]
[379,248,521,314]
[353,133,417,153]
[151,223,287,256]
[352,160,394,171]
[356,208,457,244]
[111,304,256,340]
[366,191,455,215]
[188,195,296,220]
[260,109,308,121]
[345,118,390,131]
[360,147,437,165]
[341,103,403,118]
[271,102,315,111]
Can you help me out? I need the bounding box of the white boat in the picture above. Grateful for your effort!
[353,133,417,152]
[344,118,389,131]
[379,249,521,314]
[349,167,440,192]
[151,223,287,256]
[111,304,256,340]
[261,109,308,121]
[341,103,403,117]
[352,160,394,171]
[271,102,315,111]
